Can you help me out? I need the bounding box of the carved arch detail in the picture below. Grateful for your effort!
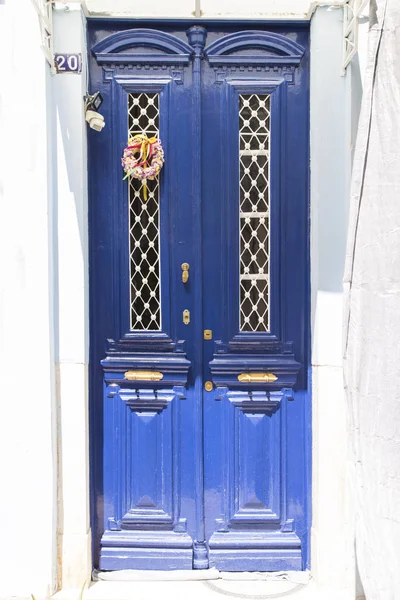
[205,30,305,66]
[92,28,194,65]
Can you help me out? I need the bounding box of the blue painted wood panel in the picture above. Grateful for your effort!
[88,21,310,572]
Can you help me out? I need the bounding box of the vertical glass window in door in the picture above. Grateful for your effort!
[239,94,271,332]
[128,93,161,330]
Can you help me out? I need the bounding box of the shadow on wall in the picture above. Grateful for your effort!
[53,77,87,257]
[310,7,364,361]
[49,7,90,365]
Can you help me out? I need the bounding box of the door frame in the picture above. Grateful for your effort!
[41,7,361,592]
[87,16,312,574]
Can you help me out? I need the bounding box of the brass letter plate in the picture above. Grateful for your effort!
[124,370,163,382]
[204,329,212,340]
[238,372,278,383]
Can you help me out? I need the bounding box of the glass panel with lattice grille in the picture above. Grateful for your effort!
[239,94,271,332]
[128,93,161,330]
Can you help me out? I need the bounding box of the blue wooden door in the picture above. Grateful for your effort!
[89,22,310,572]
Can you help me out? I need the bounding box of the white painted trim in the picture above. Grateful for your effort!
[52,6,91,590]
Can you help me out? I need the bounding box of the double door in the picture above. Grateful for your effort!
[89,22,310,572]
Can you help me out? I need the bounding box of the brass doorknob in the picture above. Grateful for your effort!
[181,263,190,283]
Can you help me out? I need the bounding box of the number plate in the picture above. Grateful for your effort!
[54,53,82,74]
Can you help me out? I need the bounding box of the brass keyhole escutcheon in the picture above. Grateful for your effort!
[183,309,190,325]
[181,263,190,283]
[204,381,213,392]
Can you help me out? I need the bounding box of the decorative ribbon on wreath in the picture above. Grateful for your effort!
[121,133,164,200]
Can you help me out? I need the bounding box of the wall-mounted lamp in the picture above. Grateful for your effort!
[84,91,105,132]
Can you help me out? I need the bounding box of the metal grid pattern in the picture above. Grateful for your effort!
[239,94,271,333]
[343,0,369,71]
[31,0,55,73]
[128,93,161,330]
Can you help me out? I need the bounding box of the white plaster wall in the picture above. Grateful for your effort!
[310,7,365,600]
[0,1,57,597]
[0,3,90,596]
[52,5,91,591]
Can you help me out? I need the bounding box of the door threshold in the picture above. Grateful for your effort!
[93,568,310,583]
[93,567,220,581]
[53,575,316,600]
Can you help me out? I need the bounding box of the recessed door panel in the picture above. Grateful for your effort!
[89,22,310,572]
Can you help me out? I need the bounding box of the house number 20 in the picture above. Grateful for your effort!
[54,53,82,74]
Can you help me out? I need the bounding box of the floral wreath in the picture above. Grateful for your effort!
[121,133,164,200]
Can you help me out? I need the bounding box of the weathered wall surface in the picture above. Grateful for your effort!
[0,1,57,596]
[344,2,400,598]
[310,8,363,599]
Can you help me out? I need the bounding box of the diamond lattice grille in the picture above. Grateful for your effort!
[128,93,161,330]
[239,94,271,332]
